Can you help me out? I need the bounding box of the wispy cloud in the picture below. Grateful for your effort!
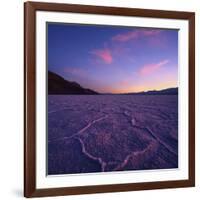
[142,29,161,36]
[112,31,139,42]
[112,29,161,42]
[90,29,162,65]
[90,48,113,64]
[139,59,169,75]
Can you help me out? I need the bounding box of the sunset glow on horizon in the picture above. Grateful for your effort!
[48,23,178,94]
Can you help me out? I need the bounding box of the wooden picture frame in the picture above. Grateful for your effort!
[24,1,195,197]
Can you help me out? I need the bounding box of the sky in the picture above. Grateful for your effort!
[48,23,178,94]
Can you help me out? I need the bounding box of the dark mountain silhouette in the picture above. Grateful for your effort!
[126,87,178,95]
[48,71,98,95]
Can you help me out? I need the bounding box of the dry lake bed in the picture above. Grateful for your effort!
[48,95,178,175]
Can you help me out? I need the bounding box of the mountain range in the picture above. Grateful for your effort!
[126,87,178,95]
[48,71,178,95]
[48,71,98,95]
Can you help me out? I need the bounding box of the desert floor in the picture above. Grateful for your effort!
[48,95,178,175]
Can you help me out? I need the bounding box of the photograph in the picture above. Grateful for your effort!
[24,2,195,197]
[47,23,179,175]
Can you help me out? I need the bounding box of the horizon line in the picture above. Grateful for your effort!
[48,70,178,95]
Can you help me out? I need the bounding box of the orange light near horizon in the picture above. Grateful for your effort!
[105,81,178,94]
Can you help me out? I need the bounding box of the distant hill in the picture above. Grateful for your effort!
[126,87,178,95]
[48,71,98,95]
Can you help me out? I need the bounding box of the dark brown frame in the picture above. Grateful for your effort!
[24,1,195,198]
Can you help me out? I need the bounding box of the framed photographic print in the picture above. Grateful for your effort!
[24,1,195,197]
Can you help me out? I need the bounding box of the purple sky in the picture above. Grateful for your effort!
[48,23,178,93]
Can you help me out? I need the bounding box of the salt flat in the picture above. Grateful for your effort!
[48,95,178,175]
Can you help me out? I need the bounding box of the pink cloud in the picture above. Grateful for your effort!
[112,29,161,42]
[139,59,169,75]
[112,31,139,42]
[141,29,161,36]
[91,48,113,64]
